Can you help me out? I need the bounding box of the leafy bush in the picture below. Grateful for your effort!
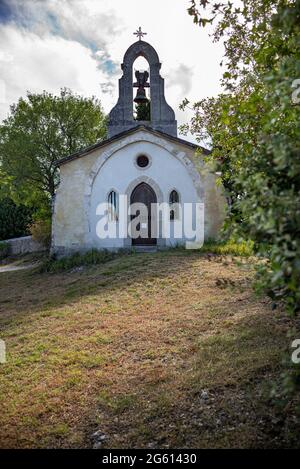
[39,249,132,273]
[184,0,300,315]
[185,0,300,405]
[0,241,9,259]
[270,346,300,413]
[0,197,33,241]
[30,219,52,248]
[201,239,254,257]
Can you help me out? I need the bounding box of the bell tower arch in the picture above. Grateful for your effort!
[108,38,177,138]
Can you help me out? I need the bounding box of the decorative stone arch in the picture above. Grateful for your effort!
[168,187,181,203]
[83,130,204,246]
[108,41,177,137]
[106,186,119,196]
[125,175,164,203]
[123,41,160,67]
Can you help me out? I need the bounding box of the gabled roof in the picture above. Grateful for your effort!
[56,125,210,167]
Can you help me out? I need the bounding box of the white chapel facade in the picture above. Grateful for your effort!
[51,36,225,256]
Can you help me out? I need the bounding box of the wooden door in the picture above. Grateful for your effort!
[130,182,157,246]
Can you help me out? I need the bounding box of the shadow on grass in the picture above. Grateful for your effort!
[84,306,294,449]
[0,249,216,324]
[0,247,298,448]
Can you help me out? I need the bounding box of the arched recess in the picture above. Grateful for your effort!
[129,181,158,246]
[132,55,151,121]
[83,131,204,246]
[124,176,163,248]
[169,188,181,221]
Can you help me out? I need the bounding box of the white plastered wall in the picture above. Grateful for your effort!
[52,129,226,254]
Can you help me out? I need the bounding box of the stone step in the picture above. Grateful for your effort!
[134,245,157,253]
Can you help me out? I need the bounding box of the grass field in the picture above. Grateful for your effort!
[0,249,299,448]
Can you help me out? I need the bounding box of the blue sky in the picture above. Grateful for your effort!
[0,0,224,134]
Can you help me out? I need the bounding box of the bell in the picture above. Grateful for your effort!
[134,87,149,104]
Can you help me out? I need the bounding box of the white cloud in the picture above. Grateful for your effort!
[0,25,114,119]
[167,64,194,97]
[0,0,225,137]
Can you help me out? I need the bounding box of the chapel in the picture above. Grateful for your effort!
[51,32,225,256]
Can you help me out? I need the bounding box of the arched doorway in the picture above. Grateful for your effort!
[130,182,157,246]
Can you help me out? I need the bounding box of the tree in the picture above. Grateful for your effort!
[183,0,300,315]
[135,101,151,121]
[0,88,107,210]
[0,197,33,241]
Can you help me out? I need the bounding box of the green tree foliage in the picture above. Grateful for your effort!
[183,0,300,315]
[0,88,107,210]
[135,101,151,121]
[0,197,33,241]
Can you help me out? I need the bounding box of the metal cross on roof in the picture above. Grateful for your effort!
[133,27,147,41]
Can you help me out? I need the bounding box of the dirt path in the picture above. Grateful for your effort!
[0,263,36,273]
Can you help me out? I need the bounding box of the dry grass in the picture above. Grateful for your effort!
[0,250,299,448]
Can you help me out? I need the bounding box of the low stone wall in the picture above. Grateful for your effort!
[4,236,46,255]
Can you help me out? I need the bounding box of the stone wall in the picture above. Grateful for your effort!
[4,236,46,255]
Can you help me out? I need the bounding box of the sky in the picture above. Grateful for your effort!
[0,0,225,138]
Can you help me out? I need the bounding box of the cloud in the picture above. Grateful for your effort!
[167,64,194,96]
[0,0,225,140]
[0,0,124,119]
[0,0,15,24]
[0,24,115,119]
[0,0,121,43]
[0,0,122,74]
